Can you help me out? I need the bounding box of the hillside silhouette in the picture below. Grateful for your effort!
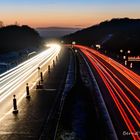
[0,25,41,54]
[63,18,140,55]
[36,27,81,38]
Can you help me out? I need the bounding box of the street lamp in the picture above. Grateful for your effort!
[119,49,124,60]
[123,55,127,66]
[127,50,131,54]
[130,62,133,68]
[72,41,76,45]
[123,56,126,59]
[120,49,123,53]
[124,60,127,66]
[120,49,132,67]
[96,44,101,50]
[72,41,76,48]
[127,50,133,68]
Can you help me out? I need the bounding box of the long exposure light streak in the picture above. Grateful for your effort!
[0,44,61,102]
[73,44,140,140]
[75,45,140,89]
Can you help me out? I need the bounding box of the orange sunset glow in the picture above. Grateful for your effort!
[0,1,140,28]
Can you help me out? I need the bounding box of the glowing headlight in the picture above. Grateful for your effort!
[46,43,61,49]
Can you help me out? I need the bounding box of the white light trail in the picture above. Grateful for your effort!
[0,43,61,102]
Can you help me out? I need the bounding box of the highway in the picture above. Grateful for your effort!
[0,44,61,120]
[74,45,140,140]
[0,43,139,139]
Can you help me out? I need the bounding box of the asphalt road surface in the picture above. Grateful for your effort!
[0,46,70,140]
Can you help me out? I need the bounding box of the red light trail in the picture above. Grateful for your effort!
[74,45,140,140]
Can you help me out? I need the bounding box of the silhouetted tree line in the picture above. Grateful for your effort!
[63,18,140,55]
[0,25,42,53]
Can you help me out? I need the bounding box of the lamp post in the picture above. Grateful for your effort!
[119,49,124,60]
[120,50,131,67]
[130,62,133,68]
[127,50,132,68]
[124,60,127,66]
[72,41,76,48]
[123,55,127,66]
